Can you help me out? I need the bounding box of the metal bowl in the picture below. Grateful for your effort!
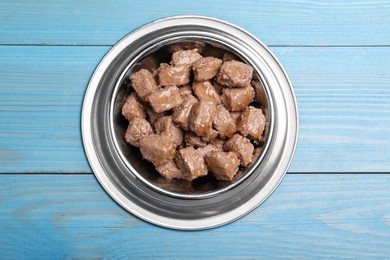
[82,16,298,230]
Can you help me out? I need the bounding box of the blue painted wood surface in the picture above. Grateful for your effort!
[1,1,390,258]
[0,174,389,259]
[1,46,389,172]
[0,0,389,46]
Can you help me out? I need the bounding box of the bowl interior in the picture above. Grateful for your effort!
[111,40,271,197]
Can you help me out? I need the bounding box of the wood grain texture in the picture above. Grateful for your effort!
[1,46,389,173]
[0,46,106,173]
[0,0,389,46]
[0,174,389,259]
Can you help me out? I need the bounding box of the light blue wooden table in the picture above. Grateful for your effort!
[1,1,390,258]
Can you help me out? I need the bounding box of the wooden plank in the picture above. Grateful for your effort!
[0,174,389,258]
[0,0,389,46]
[278,47,390,172]
[0,46,107,173]
[1,46,389,173]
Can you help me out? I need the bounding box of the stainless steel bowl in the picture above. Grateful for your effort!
[82,16,298,230]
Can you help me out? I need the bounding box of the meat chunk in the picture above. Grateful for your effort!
[246,147,262,169]
[121,93,146,121]
[211,138,225,151]
[124,118,154,147]
[166,43,206,56]
[139,134,176,166]
[205,151,240,181]
[251,79,267,106]
[188,101,217,136]
[237,106,266,140]
[171,49,202,66]
[192,57,223,81]
[175,147,208,181]
[154,115,176,134]
[197,144,222,158]
[200,128,219,142]
[213,105,237,138]
[145,105,164,124]
[235,148,263,180]
[146,85,183,113]
[130,69,159,101]
[224,134,254,166]
[192,81,222,105]
[184,131,207,148]
[154,116,183,146]
[153,63,169,81]
[216,60,253,88]
[172,94,198,130]
[213,82,224,95]
[158,64,191,87]
[155,160,185,180]
[230,111,241,125]
[179,85,193,96]
[222,85,255,112]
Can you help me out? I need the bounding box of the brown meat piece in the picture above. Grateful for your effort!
[222,85,255,112]
[224,134,254,166]
[158,64,191,87]
[234,148,263,181]
[171,49,202,66]
[213,82,224,95]
[155,160,185,180]
[205,151,240,181]
[246,147,262,169]
[154,116,183,146]
[192,81,222,105]
[237,106,266,140]
[197,144,222,158]
[230,111,241,125]
[145,105,164,124]
[184,131,207,148]
[139,134,176,166]
[121,93,146,121]
[153,63,169,81]
[175,147,208,181]
[235,148,263,181]
[154,115,176,133]
[188,101,217,136]
[201,128,219,142]
[251,79,267,106]
[172,94,198,130]
[124,118,154,147]
[213,105,237,138]
[166,42,206,55]
[146,85,183,113]
[211,138,225,151]
[216,60,253,88]
[192,57,223,81]
[179,85,193,96]
[130,69,159,101]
